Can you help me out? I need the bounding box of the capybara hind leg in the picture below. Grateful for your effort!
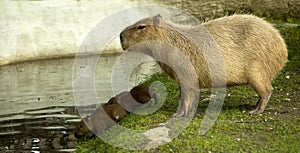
[247,80,273,114]
[172,100,186,117]
[172,89,196,117]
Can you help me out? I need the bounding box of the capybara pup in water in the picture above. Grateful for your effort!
[74,85,152,139]
[120,14,288,117]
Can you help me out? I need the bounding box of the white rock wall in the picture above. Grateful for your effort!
[0,0,140,66]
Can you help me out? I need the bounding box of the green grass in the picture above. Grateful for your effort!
[76,23,300,153]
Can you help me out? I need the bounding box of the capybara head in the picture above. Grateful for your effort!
[74,103,128,139]
[120,14,171,50]
[74,112,116,139]
[74,117,94,139]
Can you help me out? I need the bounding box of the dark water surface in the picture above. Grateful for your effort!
[0,54,159,152]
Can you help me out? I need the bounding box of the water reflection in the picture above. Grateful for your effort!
[0,53,160,152]
[0,106,78,152]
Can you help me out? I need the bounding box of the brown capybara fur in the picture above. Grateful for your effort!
[74,102,126,139]
[120,14,288,117]
[130,85,152,104]
[74,85,152,139]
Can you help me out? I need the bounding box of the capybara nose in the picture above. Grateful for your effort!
[120,33,124,42]
[120,32,128,50]
[74,133,79,139]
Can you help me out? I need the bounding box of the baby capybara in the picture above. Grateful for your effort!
[74,85,152,139]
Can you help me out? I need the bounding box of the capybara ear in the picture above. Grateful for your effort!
[153,14,162,25]
[107,97,118,105]
[155,14,162,19]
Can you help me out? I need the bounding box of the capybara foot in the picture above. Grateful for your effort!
[172,111,185,118]
[246,107,264,114]
[172,100,191,117]
[172,108,189,118]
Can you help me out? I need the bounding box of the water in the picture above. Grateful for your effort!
[0,53,160,152]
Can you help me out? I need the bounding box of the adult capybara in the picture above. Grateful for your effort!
[120,14,288,117]
[74,85,152,139]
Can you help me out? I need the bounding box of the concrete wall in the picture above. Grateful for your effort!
[0,0,140,66]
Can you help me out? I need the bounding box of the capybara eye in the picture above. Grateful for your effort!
[137,25,146,30]
[79,125,83,128]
